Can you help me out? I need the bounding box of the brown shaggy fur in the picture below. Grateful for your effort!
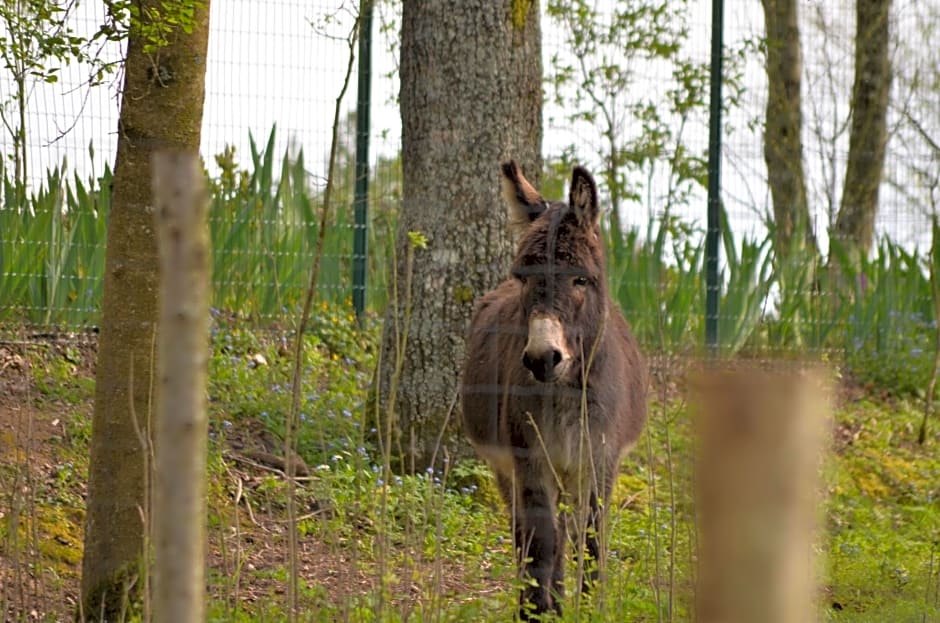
[461,162,648,618]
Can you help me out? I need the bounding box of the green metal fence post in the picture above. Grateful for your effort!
[705,0,724,357]
[352,0,373,319]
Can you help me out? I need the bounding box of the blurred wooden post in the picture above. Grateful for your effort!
[152,151,210,623]
[693,366,830,623]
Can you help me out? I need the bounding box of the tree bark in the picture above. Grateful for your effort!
[80,3,211,619]
[761,0,816,259]
[834,0,892,259]
[152,152,210,623]
[378,0,542,473]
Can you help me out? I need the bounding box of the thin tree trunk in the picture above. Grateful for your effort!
[152,152,210,623]
[378,0,542,473]
[761,0,816,259]
[80,3,211,618]
[607,130,622,237]
[834,0,892,259]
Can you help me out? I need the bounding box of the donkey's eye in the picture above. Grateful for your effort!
[573,276,589,287]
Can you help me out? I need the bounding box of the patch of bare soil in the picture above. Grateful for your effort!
[208,421,498,615]
[0,341,88,622]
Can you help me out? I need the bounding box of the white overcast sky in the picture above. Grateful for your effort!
[11,0,940,251]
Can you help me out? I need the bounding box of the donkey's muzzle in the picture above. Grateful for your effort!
[522,348,563,383]
[522,313,572,383]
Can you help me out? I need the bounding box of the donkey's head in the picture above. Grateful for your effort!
[501,161,608,384]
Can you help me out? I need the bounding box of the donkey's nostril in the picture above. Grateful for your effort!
[522,348,564,382]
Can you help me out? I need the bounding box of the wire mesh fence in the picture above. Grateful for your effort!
[0,0,936,375]
[0,0,402,327]
[1,3,939,621]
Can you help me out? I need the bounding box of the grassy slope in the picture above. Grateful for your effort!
[1,316,938,622]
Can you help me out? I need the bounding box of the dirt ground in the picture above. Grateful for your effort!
[0,338,360,621]
[1,336,879,622]
[0,337,487,622]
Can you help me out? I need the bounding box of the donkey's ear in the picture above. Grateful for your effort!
[501,160,546,227]
[568,166,599,228]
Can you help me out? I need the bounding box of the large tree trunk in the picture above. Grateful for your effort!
[761,0,816,259]
[377,0,542,473]
[834,0,892,258]
[80,3,211,618]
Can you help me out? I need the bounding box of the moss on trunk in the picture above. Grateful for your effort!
[79,2,212,619]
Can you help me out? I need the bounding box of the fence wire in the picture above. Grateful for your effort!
[0,1,936,377]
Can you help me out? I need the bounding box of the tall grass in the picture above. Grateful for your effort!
[831,235,935,393]
[2,136,937,393]
[716,207,774,356]
[607,213,703,353]
[0,127,397,328]
[0,153,109,327]
[602,204,938,396]
[204,125,398,322]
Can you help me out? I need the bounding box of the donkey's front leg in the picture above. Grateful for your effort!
[552,508,566,601]
[580,490,603,594]
[514,472,561,619]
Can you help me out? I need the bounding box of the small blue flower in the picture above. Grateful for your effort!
[342,409,352,418]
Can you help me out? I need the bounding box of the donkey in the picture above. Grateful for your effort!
[461,161,648,618]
